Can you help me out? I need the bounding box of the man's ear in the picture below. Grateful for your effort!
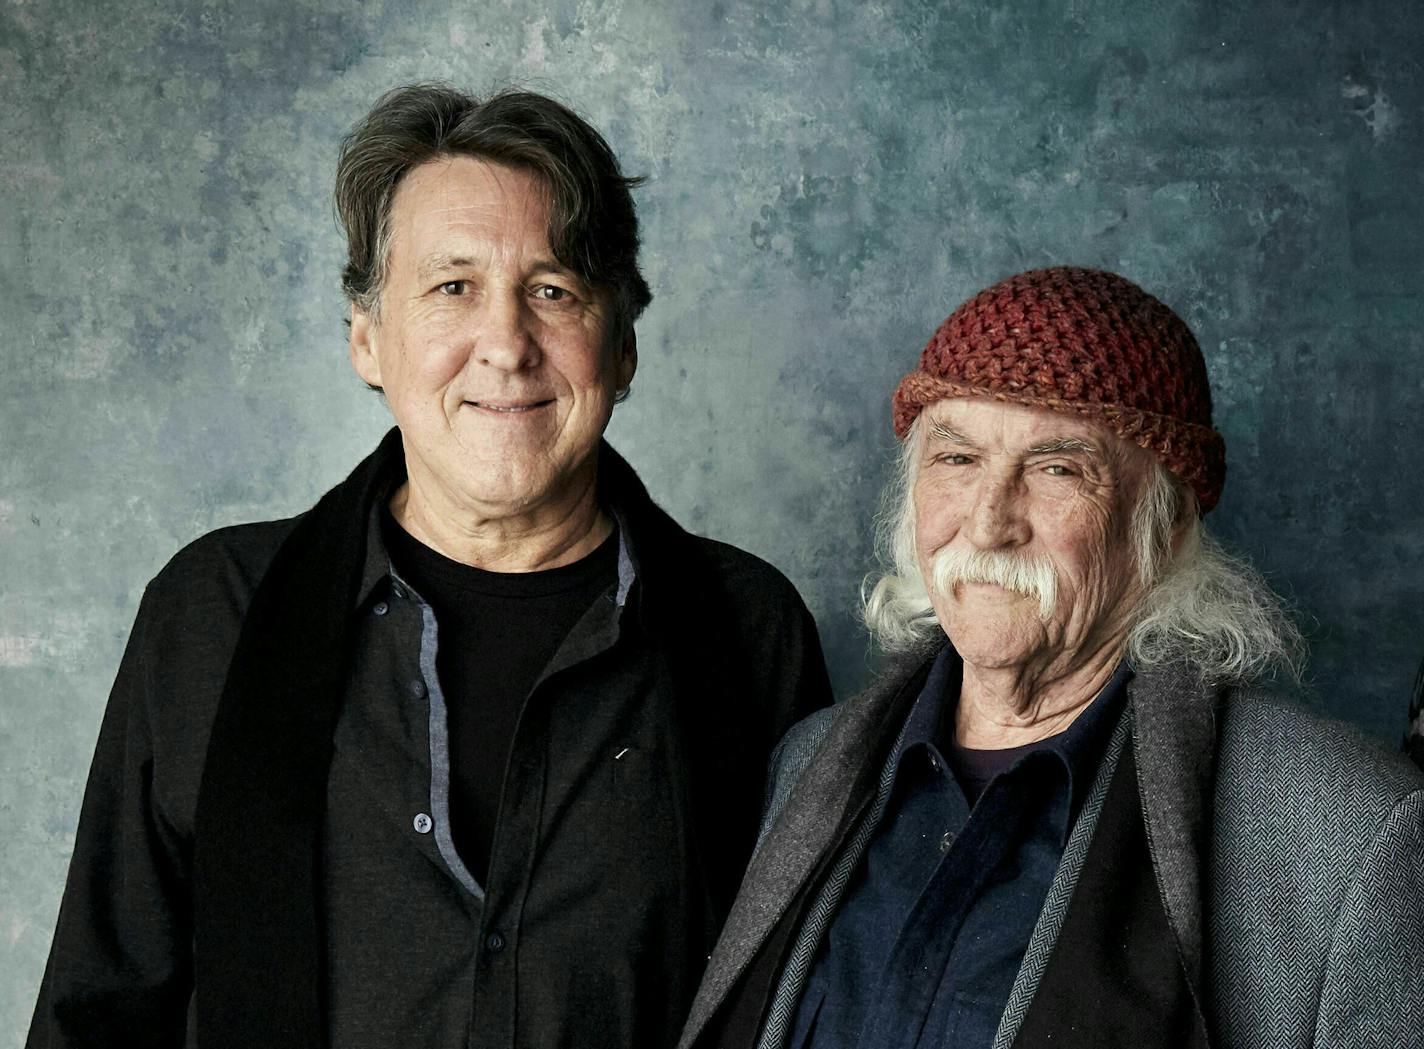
[615,329,637,394]
[349,304,382,388]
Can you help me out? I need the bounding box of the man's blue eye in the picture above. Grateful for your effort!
[536,285,569,301]
[439,281,467,295]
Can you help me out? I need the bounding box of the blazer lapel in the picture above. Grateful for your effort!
[995,665,1221,1048]
[992,711,1132,1049]
[1127,661,1222,996]
[678,644,938,1048]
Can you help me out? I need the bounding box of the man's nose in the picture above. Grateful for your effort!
[474,292,540,372]
[964,470,1031,549]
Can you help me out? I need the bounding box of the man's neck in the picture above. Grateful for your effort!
[954,641,1125,750]
[389,467,612,573]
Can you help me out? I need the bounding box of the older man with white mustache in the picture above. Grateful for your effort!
[677,267,1424,1049]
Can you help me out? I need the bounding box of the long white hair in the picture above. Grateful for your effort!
[862,419,1305,683]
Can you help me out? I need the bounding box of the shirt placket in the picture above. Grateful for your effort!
[394,575,527,1044]
[859,755,1056,1049]
[852,748,970,1049]
[369,529,634,1048]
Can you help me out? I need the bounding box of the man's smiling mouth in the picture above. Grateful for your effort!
[465,399,555,413]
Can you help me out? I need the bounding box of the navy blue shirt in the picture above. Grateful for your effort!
[789,648,1130,1049]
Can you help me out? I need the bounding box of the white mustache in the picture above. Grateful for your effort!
[930,546,1058,621]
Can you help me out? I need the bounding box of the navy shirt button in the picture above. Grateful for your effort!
[413,812,433,834]
[373,601,389,616]
[485,931,506,953]
[408,679,427,699]
[928,751,942,772]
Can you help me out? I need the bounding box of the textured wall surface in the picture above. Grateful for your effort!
[3,0,1421,1038]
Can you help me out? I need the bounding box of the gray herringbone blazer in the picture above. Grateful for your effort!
[679,649,1424,1049]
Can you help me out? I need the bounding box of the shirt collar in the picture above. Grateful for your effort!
[350,439,639,614]
[1036,663,1133,819]
[896,643,1132,818]
[1039,660,1132,817]
[353,464,401,611]
[605,502,638,608]
[895,644,961,759]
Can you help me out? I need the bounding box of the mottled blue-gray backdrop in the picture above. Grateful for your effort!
[3,0,1421,1037]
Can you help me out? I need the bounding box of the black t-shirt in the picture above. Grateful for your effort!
[382,509,620,882]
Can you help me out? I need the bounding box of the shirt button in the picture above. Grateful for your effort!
[391,582,407,600]
[928,752,941,772]
[939,830,954,854]
[413,812,432,834]
[408,678,427,699]
[485,931,506,953]
[373,601,389,616]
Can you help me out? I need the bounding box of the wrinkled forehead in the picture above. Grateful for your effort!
[388,156,554,253]
[917,396,1157,475]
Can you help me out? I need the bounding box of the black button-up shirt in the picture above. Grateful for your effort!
[790,648,1130,1049]
[28,443,831,1049]
[324,502,662,1045]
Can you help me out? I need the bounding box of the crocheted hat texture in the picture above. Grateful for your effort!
[892,266,1226,512]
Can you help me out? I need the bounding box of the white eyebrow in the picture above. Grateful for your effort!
[1025,436,1100,457]
[926,421,1102,459]
[929,424,971,443]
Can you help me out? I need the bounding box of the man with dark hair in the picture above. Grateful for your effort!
[28,83,831,1049]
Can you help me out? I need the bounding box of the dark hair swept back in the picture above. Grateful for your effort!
[334,82,652,338]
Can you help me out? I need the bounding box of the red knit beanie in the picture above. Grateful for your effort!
[892,266,1226,512]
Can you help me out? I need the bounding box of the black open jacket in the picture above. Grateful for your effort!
[29,430,832,1049]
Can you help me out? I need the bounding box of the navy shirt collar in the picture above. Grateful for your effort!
[895,644,1132,826]
[894,644,961,760]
